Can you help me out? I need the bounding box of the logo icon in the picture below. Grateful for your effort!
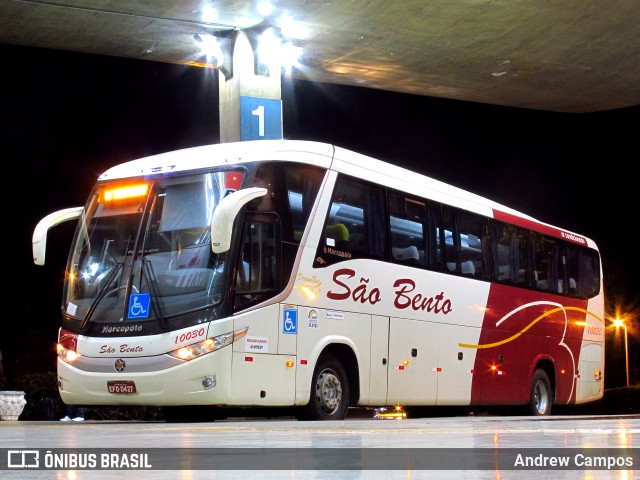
[7,450,39,468]
[114,358,126,372]
[307,309,319,328]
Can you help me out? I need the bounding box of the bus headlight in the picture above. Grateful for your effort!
[168,327,248,361]
[57,343,81,363]
[57,330,80,364]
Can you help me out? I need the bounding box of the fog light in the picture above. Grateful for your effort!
[202,375,216,390]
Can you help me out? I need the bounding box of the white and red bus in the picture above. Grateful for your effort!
[33,140,604,420]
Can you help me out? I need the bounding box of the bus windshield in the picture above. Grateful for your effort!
[64,170,243,332]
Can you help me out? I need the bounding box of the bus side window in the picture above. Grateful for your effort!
[563,244,581,296]
[532,233,559,292]
[283,165,324,244]
[389,191,424,266]
[388,190,442,269]
[442,207,490,280]
[443,207,458,272]
[233,216,279,311]
[314,175,386,267]
[513,229,530,286]
[457,213,490,280]
[491,221,530,286]
[578,248,600,298]
[492,221,512,283]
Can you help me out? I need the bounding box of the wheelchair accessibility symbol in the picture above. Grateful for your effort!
[283,308,297,334]
[128,293,150,319]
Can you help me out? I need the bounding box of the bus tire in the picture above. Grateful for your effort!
[301,354,349,420]
[529,369,552,416]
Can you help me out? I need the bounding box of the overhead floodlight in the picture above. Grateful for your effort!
[281,41,303,73]
[244,24,274,77]
[257,1,274,16]
[256,27,281,71]
[202,3,218,23]
[278,14,308,40]
[194,33,221,57]
[193,30,237,79]
[248,25,301,77]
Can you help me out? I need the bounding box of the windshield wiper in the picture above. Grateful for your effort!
[140,257,168,331]
[79,262,123,332]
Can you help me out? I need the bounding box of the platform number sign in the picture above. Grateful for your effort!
[240,96,282,141]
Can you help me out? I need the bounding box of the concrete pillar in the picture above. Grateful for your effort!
[218,30,282,143]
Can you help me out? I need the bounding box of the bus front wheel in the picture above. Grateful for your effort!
[529,369,552,416]
[302,354,349,420]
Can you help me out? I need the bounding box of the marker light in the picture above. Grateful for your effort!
[299,285,316,300]
[102,184,148,202]
[373,405,407,420]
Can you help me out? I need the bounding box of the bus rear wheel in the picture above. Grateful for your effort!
[301,354,349,420]
[529,369,552,416]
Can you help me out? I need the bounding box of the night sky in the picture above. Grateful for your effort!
[2,43,637,387]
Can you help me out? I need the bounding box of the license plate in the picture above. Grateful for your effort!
[107,380,137,394]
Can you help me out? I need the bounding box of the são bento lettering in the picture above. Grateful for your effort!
[327,268,453,314]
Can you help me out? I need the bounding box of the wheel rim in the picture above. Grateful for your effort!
[533,379,549,414]
[314,368,342,415]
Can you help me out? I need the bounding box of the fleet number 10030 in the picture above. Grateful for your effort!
[175,327,205,344]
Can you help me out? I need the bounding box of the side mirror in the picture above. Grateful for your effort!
[211,187,267,254]
[32,207,84,266]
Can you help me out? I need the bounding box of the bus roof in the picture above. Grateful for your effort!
[97,140,336,181]
[330,145,536,222]
[96,140,592,247]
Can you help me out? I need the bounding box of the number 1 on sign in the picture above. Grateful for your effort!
[252,105,265,137]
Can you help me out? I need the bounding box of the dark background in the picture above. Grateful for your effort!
[2,43,637,390]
